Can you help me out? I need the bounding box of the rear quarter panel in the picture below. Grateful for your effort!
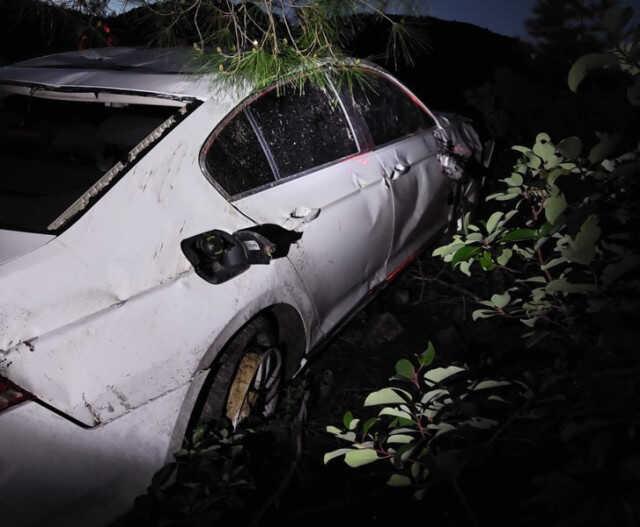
[0,97,315,426]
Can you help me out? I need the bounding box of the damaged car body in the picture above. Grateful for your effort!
[0,47,484,526]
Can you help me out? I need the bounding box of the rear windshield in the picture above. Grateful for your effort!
[0,94,177,232]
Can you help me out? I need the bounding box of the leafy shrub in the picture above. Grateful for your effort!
[324,344,531,498]
[324,8,640,518]
[432,5,640,348]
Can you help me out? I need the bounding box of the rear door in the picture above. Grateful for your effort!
[202,81,394,336]
[347,74,452,272]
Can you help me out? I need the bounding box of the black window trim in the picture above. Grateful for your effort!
[199,72,364,202]
[244,106,281,180]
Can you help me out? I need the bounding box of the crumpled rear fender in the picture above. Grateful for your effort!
[0,99,316,427]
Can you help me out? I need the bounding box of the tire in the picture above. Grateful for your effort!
[188,315,284,432]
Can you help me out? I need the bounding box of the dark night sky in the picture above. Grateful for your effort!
[426,0,538,38]
[106,0,640,39]
[376,0,640,38]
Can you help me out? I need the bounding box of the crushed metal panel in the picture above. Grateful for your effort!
[0,258,314,426]
[234,152,394,338]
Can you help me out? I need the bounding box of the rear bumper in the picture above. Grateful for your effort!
[0,383,189,527]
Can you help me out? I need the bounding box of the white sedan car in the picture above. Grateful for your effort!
[0,47,482,526]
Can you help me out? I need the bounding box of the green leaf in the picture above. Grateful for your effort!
[568,53,619,92]
[323,448,353,465]
[496,249,513,266]
[364,388,406,407]
[512,145,531,154]
[472,309,496,321]
[334,431,357,442]
[504,173,524,187]
[387,474,412,487]
[557,136,582,159]
[459,260,473,277]
[379,407,414,421]
[544,193,567,225]
[386,434,415,445]
[525,153,542,170]
[343,411,354,430]
[390,427,418,435]
[326,425,343,435]
[424,365,466,384]
[542,256,567,270]
[533,133,559,167]
[420,388,449,405]
[465,232,484,243]
[452,245,481,264]
[521,276,547,284]
[479,251,494,271]
[539,222,554,237]
[490,292,511,309]
[362,417,379,437]
[344,449,379,468]
[495,191,521,201]
[486,211,504,234]
[395,359,415,380]
[432,242,464,258]
[501,228,538,242]
[419,342,436,367]
[399,445,416,463]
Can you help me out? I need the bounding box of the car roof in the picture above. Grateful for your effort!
[0,47,234,102]
[0,47,393,106]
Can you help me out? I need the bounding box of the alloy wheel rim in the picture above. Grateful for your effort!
[225,346,282,428]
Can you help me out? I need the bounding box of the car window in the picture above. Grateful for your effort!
[0,94,178,232]
[248,83,358,179]
[350,75,434,147]
[204,111,275,197]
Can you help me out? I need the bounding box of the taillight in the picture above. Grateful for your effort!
[0,377,30,412]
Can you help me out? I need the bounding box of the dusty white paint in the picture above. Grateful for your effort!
[0,230,55,265]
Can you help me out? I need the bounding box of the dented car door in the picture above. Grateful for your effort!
[206,82,394,335]
[348,74,453,272]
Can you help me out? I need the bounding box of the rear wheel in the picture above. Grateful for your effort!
[189,316,284,432]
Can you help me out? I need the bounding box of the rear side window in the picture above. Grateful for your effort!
[0,94,178,233]
[204,112,275,196]
[350,75,434,147]
[248,83,358,178]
